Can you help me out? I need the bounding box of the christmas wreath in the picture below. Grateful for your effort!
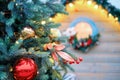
[69,34,100,52]
[64,17,100,52]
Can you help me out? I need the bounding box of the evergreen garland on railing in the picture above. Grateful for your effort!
[94,0,120,22]
[62,0,120,23]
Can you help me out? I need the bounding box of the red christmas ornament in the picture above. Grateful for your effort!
[87,39,92,46]
[13,57,38,80]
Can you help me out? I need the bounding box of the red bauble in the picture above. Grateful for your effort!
[13,57,38,80]
[87,39,92,46]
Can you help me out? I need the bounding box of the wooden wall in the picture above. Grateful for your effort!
[58,6,120,80]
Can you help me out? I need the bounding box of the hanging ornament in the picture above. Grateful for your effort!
[21,27,35,39]
[13,57,38,80]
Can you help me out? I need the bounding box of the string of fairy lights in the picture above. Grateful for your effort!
[1,0,119,27]
[50,0,120,26]
[11,0,120,46]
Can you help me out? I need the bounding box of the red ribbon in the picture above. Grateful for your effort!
[46,43,75,62]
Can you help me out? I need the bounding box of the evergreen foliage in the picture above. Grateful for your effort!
[0,0,75,80]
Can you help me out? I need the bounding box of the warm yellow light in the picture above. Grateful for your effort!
[41,21,46,25]
[75,0,84,5]
[115,17,118,21]
[69,3,74,7]
[33,21,36,23]
[101,9,105,13]
[35,36,38,38]
[57,13,62,17]
[16,41,19,44]
[87,0,92,5]
[49,18,52,21]
[20,37,23,39]
[108,13,112,17]
[94,5,98,9]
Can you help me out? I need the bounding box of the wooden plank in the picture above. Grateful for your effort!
[74,73,120,80]
[78,55,120,63]
[60,4,120,80]
[70,63,120,73]
[66,42,120,53]
[66,50,120,63]
[99,36,120,42]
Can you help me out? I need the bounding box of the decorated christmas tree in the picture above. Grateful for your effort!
[0,0,82,80]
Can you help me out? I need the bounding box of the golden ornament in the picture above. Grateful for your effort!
[21,27,35,39]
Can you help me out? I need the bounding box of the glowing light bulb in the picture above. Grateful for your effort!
[16,3,18,6]
[94,5,98,9]
[33,21,36,23]
[20,37,23,39]
[69,3,74,7]
[115,17,118,21]
[57,13,61,16]
[16,41,19,44]
[41,21,46,25]
[35,36,38,38]
[49,18,52,21]
[108,13,112,17]
[87,1,92,5]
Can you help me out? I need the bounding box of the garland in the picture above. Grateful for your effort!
[62,0,120,23]
[94,0,120,22]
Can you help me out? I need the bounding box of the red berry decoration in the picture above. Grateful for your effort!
[79,57,83,62]
[87,39,92,46]
[80,42,85,47]
[69,61,75,64]
[63,57,83,65]
[75,60,80,64]
[13,57,38,80]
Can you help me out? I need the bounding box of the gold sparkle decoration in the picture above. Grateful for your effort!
[21,27,35,39]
